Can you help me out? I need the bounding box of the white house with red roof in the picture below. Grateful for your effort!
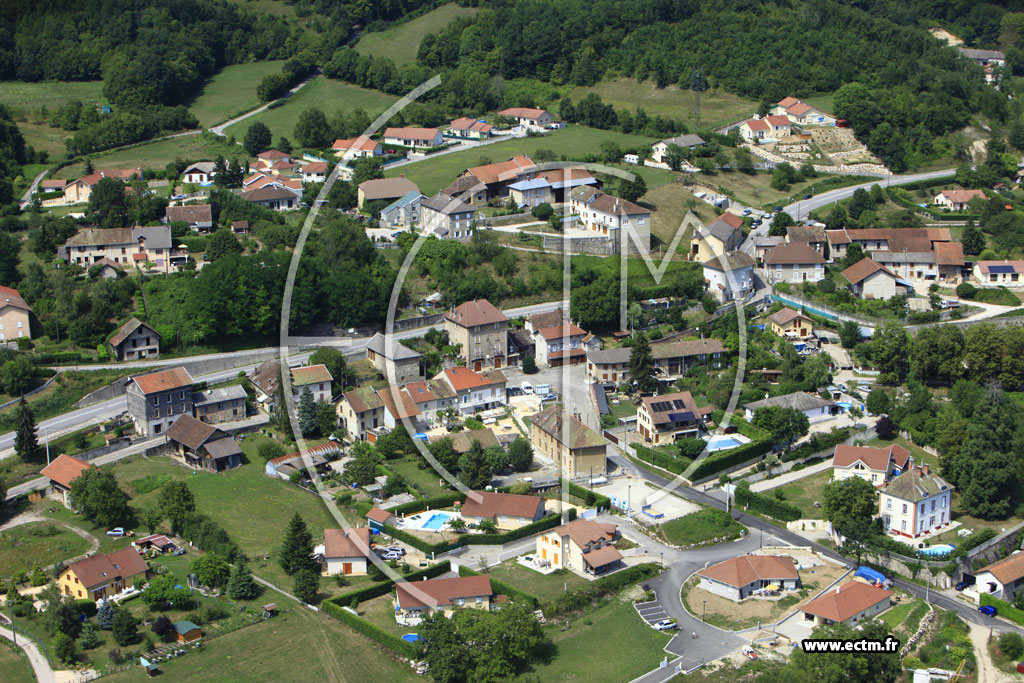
[332,137,383,159]
[770,97,833,125]
[382,127,443,149]
[739,118,771,142]
[532,322,589,367]
[498,107,552,128]
[322,527,372,576]
[831,444,911,487]
[435,367,507,414]
[800,581,892,627]
[933,189,987,211]
[698,554,800,601]
[394,575,501,623]
[974,260,1024,287]
[40,454,93,507]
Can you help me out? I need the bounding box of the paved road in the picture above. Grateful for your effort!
[0,621,55,683]
[17,169,49,210]
[210,70,319,137]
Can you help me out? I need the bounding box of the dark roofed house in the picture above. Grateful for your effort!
[165,203,216,232]
[764,243,826,284]
[127,367,195,436]
[193,384,247,424]
[242,186,299,210]
[357,177,420,209]
[529,405,606,477]
[637,391,712,444]
[108,318,160,361]
[41,454,93,507]
[365,332,424,384]
[743,391,836,422]
[165,414,242,472]
[248,359,280,413]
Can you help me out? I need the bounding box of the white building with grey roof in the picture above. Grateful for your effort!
[743,391,837,422]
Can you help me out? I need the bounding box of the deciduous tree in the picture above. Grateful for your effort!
[243,122,272,156]
[69,468,130,528]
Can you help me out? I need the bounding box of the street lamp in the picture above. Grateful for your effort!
[660,551,664,568]
[702,600,706,624]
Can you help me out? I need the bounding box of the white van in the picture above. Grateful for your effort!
[535,383,551,395]
[521,381,534,394]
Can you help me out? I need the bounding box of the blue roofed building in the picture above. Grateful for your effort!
[378,190,426,229]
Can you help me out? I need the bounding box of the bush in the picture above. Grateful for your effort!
[999,631,1024,659]
[956,282,977,299]
[563,479,611,510]
[981,593,1024,626]
[734,483,801,521]
[689,439,773,480]
[632,444,688,474]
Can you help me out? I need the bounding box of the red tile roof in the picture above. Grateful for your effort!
[445,299,508,327]
[934,241,965,266]
[333,137,380,153]
[763,242,826,265]
[765,115,791,126]
[978,552,1024,585]
[324,528,372,559]
[65,548,149,590]
[366,507,393,524]
[302,162,328,173]
[460,490,545,520]
[40,454,93,489]
[769,308,809,327]
[396,575,494,609]
[801,581,892,623]
[443,367,498,391]
[131,367,194,395]
[744,118,770,131]
[383,127,440,141]
[711,212,743,231]
[256,150,289,160]
[787,102,814,116]
[536,322,587,341]
[499,107,550,119]
[832,444,910,472]
[777,97,800,108]
[0,285,31,312]
[938,189,986,205]
[841,257,894,285]
[465,155,536,186]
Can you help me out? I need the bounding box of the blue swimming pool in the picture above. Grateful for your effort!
[706,437,742,452]
[422,512,455,531]
[919,544,955,556]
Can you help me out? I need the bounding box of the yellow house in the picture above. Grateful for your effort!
[58,549,149,602]
[0,286,32,343]
[690,213,743,262]
[529,404,607,478]
[536,518,622,577]
[768,308,814,339]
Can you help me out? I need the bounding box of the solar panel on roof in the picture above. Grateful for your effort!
[672,399,687,409]
[988,265,1016,274]
[651,401,672,412]
[667,411,694,422]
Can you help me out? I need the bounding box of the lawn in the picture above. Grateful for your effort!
[879,596,927,637]
[0,521,92,577]
[187,60,286,127]
[356,593,409,638]
[717,171,862,212]
[529,597,673,682]
[55,134,251,179]
[563,79,756,130]
[607,397,638,422]
[484,560,589,604]
[0,80,106,115]
[354,4,479,65]
[387,456,449,497]
[656,507,744,547]
[15,122,71,159]
[386,125,658,196]
[767,468,833,519]
[640,180,717,250]
[222,76,398,141]
[0,643,33,683]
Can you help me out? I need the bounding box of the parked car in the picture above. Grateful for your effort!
[172,548,186,556]
[652,620,677,631]
[979,605,998,616]
[955,581,971,591]
[521,382,534,394]
[774,205,783,212]
[803,193,813,200]
[541,393,557,402]
[381,551,403,561]
[107,527,126,537]
[742,208,752,216]
[385,546,406,556]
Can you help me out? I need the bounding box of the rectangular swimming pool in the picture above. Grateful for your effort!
[422,512,455,531]
[706,437,742,452]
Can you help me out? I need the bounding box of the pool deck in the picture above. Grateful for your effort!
[400,510,462,532]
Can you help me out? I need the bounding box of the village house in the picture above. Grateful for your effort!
[165,414,243,472]
[506,329,535,368]
[831,443,911,487]
[800,581,892,627]
[382,127,444,149]
[767,308,814,339]
[37,178,67,194]
[879,462,953,539]
[973,260,1024,286]
[338,386,385,441]
[771,97,833,125]
[743,392,837,423]
[379,190,425,229]
[366,332,425,384]
[752,236,786,265]
[436,366,507,414]
[499,107,553,127]
[40,454,93,508]
[535,167,600,203]
[322,527,372,576]
[241,185,299,211]
[231,220,250,235]
[192,384,247,424]
[166,203,216,232]
[420,192,478,239]
[300,161,329,182]
[507,177,552,208]
[698,555,800,602]
[377,385,423,432]
[89,258,123,279]
[59,226,176,273]
[333,137,383,159]
[460,490,546,529]
[569,186,651,253]
[448,428,501,456]
[264,443,336,481]
[702,251,755,303]
[357,177,420,210]
[738,118,771,142]
[959,47,1005,82]
[448,116,493,139]
[248,359,280,414]
[533,322,588,367]
[974,553,1024,602]
[651,338,726,378]
[650,134,706,163]
[637,391,711,444]
[764,242,826,284]
[0,285,32,343]
[536,518,621,577]
[292,364,333,403]
[785,225,828,256]
[841,257,912,300]
[443,155,536,206]
[181,162,216,185]
[243,173,304,197]
[586,347,630,383]
[529,405,607,478]
[59,549,150,602]
[126,367,195,437]
[108,318,160,361]
[826,228,965,283]
[933,189,986,211]
[444,298,509,370]
[401,380,457,426]
[690,212,744,262]
[62,169,142,204]
[394,575,500,622]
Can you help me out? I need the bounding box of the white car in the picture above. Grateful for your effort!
[652,619,677,631]
[521,382,534,394]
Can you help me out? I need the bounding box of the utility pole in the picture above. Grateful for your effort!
[691,66,704,131]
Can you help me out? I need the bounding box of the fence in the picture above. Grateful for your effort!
[770,291,885,327]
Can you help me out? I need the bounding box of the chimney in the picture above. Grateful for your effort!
[922,464,930,476]
[916,465,923,477]
[835,586,840,594]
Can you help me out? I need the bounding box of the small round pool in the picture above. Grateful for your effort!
[919,544,955,556]
[402,634,421,642]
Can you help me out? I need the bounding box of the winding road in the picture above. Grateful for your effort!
[209,70,320,138]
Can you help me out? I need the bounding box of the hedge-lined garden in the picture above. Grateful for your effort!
[734,482,802,522]
[457,565,539,609]
[689,438,774,481]
[380,509,576,556]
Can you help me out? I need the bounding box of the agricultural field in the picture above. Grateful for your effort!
[0,80,106,116]
[222,77,398,141]
[187,60,286,127]
[355,4,479,65]
[386,125,658,196]
[55,133,252,179]
[563,78,757,130]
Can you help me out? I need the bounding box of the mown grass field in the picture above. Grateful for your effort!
[385,125,658,195]
[0,521,92,576]
[0,643,33,683]
[656,507,744,546]
[56,133,252,179]
[563,78,757,130]
[768,468,833,519]
[223,76,398,141]
[640,179,717,250]
[16,122,70,158]
[355,3,479,65]
[485,560,590,603]
[187,60,286,127]
[0,80,106,115]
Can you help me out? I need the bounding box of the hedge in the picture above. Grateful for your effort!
[735,484,801,521]
[457,566,539,608]
[32,352,87,364]
[321,600,419,659]
[563,479,610,510]
[689,439,773,480]
[981,593,1024,626]
[327,560,452,608]
[380,510,574,555]
[781,427,852,463]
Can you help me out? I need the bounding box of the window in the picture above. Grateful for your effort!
[919,504,925,514]
[931,500,936,512]
[901,503,907,514]
[886,499,892,510]
[900,520,906,531]
[154,409,160,418]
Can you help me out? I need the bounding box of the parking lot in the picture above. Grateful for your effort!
[634,598,673,627]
